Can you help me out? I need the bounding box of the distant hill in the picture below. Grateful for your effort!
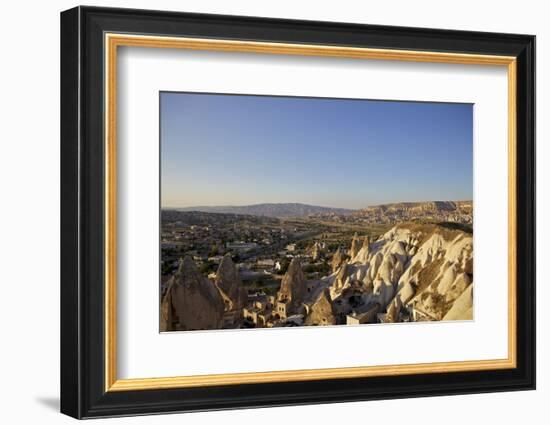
[173,203,354,218]
[357,200,472,215]
[353,200,473,226]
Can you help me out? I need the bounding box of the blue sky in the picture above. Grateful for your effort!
[161,92,472,209]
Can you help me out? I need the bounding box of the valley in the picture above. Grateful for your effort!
[160,200,473,331]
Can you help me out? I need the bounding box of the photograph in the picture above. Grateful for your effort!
[159,92,474,332]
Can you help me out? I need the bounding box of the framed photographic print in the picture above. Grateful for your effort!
[60,6,536,419]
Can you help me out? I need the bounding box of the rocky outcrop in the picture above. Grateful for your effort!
[331,223,474,322]
[443,285,473,320]
[305,288,337,326]
[385,296,402,323]
[214,254,247,313]
[376,253,405,286]
[311,242,322,262]
[331,261,351,297]
[277,258,307,313]
[395,281,415,305]
[404,230,473,319]
[355,201,472,225]
[350,233,361,259]
[331,247,345,272]
[443,273,471,303]
[353,236,370,263]
[161,221,474,331]
[372,278,395,308]
[160,256,224,331]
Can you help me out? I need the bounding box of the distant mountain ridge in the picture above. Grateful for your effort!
[167,200,472,220]
[357,200,472,215]
[173,203,354,218]
[353,200,472,225]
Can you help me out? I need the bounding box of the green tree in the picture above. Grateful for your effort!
[200,261,215,275]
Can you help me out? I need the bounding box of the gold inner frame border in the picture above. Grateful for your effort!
[104,33,517,392]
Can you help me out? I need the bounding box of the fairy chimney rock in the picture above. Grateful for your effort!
[353,235,371,263]
[215,254,247,311]
[277,258,307,312]
[311,242,322,262]
[305,288,337,326]
[160,256,224,331]
[350,233,361,259]
[331,247,345,272]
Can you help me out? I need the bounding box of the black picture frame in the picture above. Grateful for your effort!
[61,5,535,419]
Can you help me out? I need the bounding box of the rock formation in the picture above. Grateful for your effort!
[160,256,224,331]
[311,242,322,262]
[443,273,471,302]
[161,220,474,331]
[305,288,337,326]
[443,285,473,320]
[277,258,307,313]
[372,278,395,307]
[350,232,361,259]
[395,281,415,305]
[331,247,345,272]
[328,223,474,322]
[331,261,350,297]
[385,296,402,323]
[353,236,370,263]
[214,254,247,318]
[385,225,473,320]
[354,201,472,225]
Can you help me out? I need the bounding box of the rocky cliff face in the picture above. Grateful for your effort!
[277,258,307,312]
[214,254,247,313]
[160,256,225,331]
[393,225,473,320]
[354,200,472,225]
[328,223,474,322]
[359,201,472,215]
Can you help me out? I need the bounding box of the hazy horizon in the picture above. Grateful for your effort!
[162,199,473,210]
[161,92,473,209]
